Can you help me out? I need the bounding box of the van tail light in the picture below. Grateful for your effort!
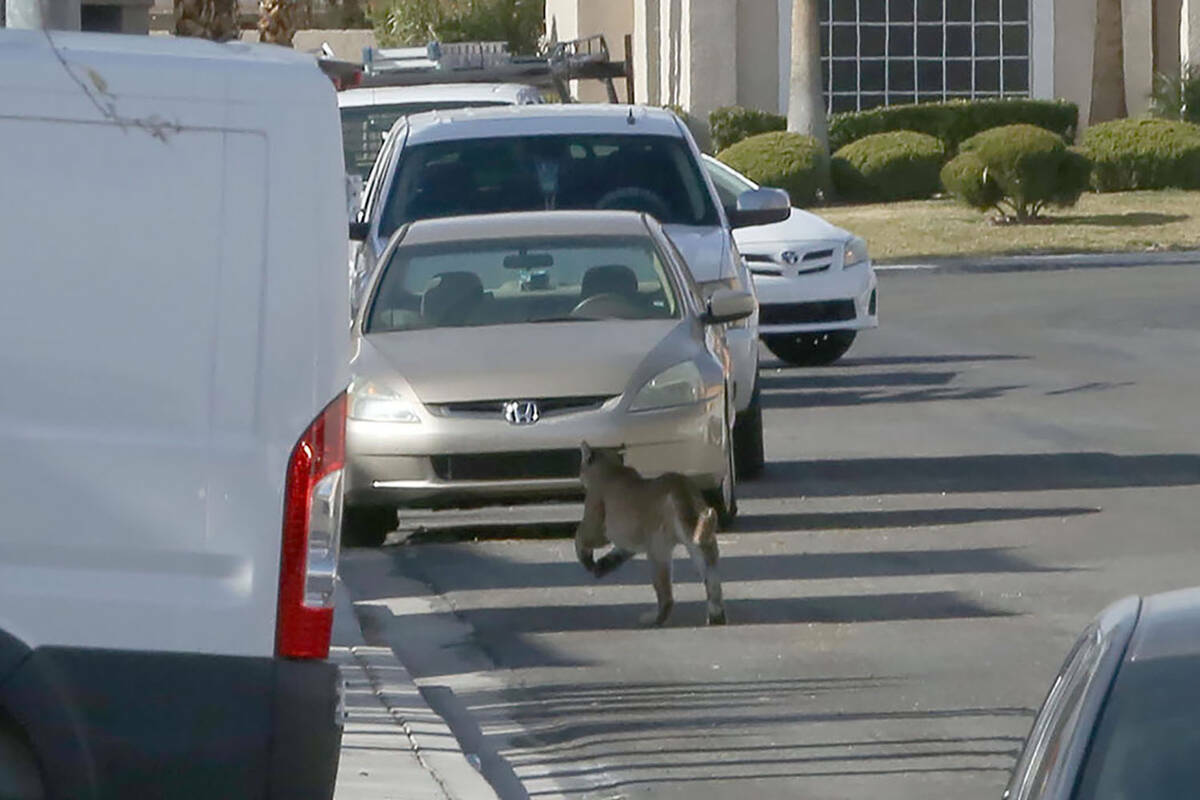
[276,392,347,659]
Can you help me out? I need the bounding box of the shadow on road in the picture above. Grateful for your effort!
[745,452,1200,500]
[760,370,960,390]
[760,384,1026,408]
[733,505,1099,533]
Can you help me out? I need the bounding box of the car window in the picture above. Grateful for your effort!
[378,134,720,237]
[340,101,509,181]
[704,159,757,208]
[365,235,681,333]
[1072,653,1200,800]
[1005,625,1111,800]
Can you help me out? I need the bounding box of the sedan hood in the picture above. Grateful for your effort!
[732,207,849,247]
[360,320,681,403]
[663,224,734,283]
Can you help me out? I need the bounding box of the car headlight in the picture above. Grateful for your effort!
[629,362,704,412]
[348,379,420,423]
[843,236,870,268]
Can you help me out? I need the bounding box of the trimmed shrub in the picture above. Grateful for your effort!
[709,106,787,151]
[1078,117,1200,191]
[831,130,946,201]
[940,124,1090,220]
[1150,65,1200,124]
[717,131,830,205]
[828,99,1079,153]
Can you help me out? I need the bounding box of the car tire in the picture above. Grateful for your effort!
[704,398,738,530]
[342,505,396,548]
[763,331,857,367]
[0,722,44,800]
[733,383,765,479]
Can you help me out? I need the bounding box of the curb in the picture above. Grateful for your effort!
[332,582,501,800]
[876,249,1200,274]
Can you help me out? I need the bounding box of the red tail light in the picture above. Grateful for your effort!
[276,392,347,659]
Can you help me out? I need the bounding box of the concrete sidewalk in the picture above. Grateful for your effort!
[332,581,500,800]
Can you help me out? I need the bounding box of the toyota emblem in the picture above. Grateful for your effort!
[503,400,540,425]
[781,250,800,265]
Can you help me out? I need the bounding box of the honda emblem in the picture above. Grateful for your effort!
[503,400,540,425]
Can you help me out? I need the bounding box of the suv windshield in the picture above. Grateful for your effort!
[340,101,509,181]
[378,134,719,237]
[366,235,681,333]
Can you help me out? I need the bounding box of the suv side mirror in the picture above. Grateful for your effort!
[348,221,370,242]
[704,289,756,325]
[728,187,791,229]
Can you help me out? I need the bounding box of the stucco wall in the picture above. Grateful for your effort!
[633,0,661,104]
[1054,0,1097,128]
[736,0,780,112]
[548,0,634,102]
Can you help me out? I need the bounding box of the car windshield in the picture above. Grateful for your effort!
[1072,653,1200,800]
[704,158,757,208]
[365,235,681,333]
[340,101,509,181]
[378,133,720,237]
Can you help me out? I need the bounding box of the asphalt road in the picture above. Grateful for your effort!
[341,262,1200,800]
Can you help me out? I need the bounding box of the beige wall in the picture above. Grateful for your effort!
[1184,0,1200,65]
[1054,0,1097,128]
[633,0,661,104]
[735,0,780,112]
[548,0,634,102]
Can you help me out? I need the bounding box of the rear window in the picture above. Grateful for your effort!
[378,133,720,236]
[1072,654,1200,800]
[340,101,508,181]
[366,235,680,333]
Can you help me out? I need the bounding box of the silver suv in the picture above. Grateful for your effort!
[350,104,789,477]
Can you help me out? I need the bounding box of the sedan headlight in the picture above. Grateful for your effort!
[843,236,870,268]
[348,379,420,423]
[629,362,704,412]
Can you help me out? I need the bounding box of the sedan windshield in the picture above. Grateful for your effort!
[1072,653,1200,799]
[340,101,508,181]
[379,134,719,237]
[366,235,681,333]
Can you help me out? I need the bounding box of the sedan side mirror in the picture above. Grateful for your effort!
[727,187,791,229]
[349,221,370,242]
[704,289,756,325]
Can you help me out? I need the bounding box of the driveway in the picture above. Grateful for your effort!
[341,261,1200,799]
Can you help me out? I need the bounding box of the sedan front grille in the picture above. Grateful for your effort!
[431,450,582,481]
[427,395,612,419]
[760,300,856,325]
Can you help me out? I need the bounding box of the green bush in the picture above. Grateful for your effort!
[717,131,830,205]
[1078,117,1200,191]
[831,130,946,201]
[371,0,544,53]
[829,99,1079,153]
[709,106,787,151]
[1150,65,1200,124]
[940,124,1090,220]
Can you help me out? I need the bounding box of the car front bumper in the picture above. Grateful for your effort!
[345,395,726,509]
[752,260,879,335]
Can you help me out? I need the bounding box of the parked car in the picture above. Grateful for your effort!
[0,30,348,799]
[702,154,878,366]
[343,210,755,545]
[1003,586,1200,800]
[338,82,544,182]
[349,105,789,478]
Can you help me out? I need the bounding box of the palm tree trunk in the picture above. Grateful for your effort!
[174,0,238,40]
[1090,0,1127,123]
[787,0,828,151]
[258,0,300,45]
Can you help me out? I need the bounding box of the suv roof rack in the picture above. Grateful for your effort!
[350,34,633,103]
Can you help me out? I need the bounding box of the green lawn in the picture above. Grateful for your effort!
[818,191,1200,263]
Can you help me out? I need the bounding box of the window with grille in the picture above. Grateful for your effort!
[820,0,1032,112]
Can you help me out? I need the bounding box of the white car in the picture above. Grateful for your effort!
[703,154,879,366]
[0,30,349,797]
[349,105,791,478]
[338,82,544,182]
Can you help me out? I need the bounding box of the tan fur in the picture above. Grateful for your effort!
[575,442,726,626]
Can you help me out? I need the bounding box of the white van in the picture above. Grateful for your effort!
[0,31,349,799]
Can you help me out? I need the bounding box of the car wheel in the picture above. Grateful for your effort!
[704,398,738,529]
[733,382,765,479]
[764,331,857,366]
[342,505,396,548]
[0,722,44,800]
